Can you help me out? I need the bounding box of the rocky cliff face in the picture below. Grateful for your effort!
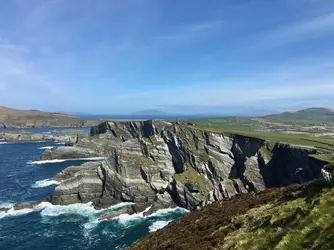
[48,120,325,212]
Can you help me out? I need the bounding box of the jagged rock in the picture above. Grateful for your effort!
[35,146,101,161]
[51,161,104,205]
[0,132,78,143]
[43,120,325,211]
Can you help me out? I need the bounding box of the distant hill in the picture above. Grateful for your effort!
[0,106,99,128]
[261,107,334,125]
[132,109,169,116]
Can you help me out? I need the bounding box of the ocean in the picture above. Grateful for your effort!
[0,137,187,249]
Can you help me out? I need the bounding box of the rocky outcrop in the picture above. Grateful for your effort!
[0,132,78,143]
[51,161,104,205]
[46,120,327,213]
[35,146,101,161]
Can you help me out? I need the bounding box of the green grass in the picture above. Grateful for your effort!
[7,130,34,135]
[309,153,334,163]
[222,182,334,250]
[181,124,334,152]
[175,165,212,195]
[121,153,154,166]
[259,145,273,163]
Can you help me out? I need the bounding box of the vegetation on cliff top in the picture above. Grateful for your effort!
[128,180,334,250]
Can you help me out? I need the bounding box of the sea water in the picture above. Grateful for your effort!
[0,140,187,249]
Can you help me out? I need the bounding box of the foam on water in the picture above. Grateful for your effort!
[28,157,105,165]
[40,201,134,217]
[0,204,46,220]
[0,202,14,208]
[114,206,152,226]
[32,179,60,188]
[149,220,171,232]
[0,142,8,144]
[148,207,189,218]
[39,146,54,150]
[39,202,98,217]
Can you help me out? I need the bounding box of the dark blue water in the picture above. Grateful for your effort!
[0,127,90,134]
[0,141,187,250]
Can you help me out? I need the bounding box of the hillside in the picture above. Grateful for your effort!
[188,107,334,134]
[132,109,169,116]
[0,106,99,128]
[261,107,334,125]
[128,180,334,250]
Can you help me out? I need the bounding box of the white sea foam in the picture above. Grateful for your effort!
[28,157,105,165]
[114,206,151,226]
[148,207,189,218]
[0,204,46,220]
[39,146,54,150]
[28,159,67,164]
[56,142,65,145]
[39,202,98,217]
[0,202,14,208]
[0,142,7,144]
[40,201,132,217]
[32,179,60,188]
[0,200,135,221]
[149,220,172,232]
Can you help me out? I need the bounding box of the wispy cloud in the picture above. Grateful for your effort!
[149,55,334,107]
[0,39,62,95]
[258,12,334,46]
[154,20,224,40]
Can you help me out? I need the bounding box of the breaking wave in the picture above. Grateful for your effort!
[0,202,14,208]
[39,146,54,150]
[27,157,105,165]
[32,179,60,188]
[149,220,171,232]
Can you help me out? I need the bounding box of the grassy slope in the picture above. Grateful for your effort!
[263,107,334,125]
[128,180,334,250]
[0,106,98,127]
[183,123,334,152]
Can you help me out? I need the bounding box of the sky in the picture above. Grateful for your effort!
[0,0,333,115]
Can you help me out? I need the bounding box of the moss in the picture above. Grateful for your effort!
[186,137,197,152]
[122,153,154,166]
[309,153,334,163]
[149,136,165,146]
[244,167,263,179]
[175,166,211,195]
[223,179,235,193]
[259,144,273,163]
[7,130,34,135]
[112,125,129,138]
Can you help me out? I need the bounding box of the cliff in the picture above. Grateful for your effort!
[44,120,327,214]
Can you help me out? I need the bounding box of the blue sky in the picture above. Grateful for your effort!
[0,0,333,114]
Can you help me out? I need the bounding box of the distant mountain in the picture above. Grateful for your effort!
[132,109,169,116]
[261,107,334,125]
[0,106,99,128]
